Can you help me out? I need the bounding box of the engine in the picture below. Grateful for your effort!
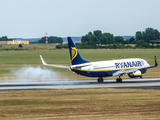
[128,70,142,78]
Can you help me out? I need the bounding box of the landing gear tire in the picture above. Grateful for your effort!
[116,78,122,83]
[98,77,103,83]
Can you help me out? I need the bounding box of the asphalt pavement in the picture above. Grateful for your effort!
[0,78,160,91]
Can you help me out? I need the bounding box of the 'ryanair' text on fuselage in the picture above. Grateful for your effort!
[115,61,144,69]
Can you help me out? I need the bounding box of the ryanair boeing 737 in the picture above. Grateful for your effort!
[40,37,158,83]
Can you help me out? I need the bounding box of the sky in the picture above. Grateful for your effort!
[0,0,160,38]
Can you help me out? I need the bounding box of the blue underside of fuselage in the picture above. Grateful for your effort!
[72,69,119,77]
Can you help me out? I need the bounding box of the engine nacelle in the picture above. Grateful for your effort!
[128,70,142,78]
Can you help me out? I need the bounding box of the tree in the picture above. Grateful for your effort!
[93,30,102,39]
[56,44,62,49]
[114,36,124,44]
[38,36,63,43]
[56,37,63,43]
[93,30,102,45]
[135,28,160,43]
[82,31,100,45]
[88,31,92,35]
[38,37,46,43]
[136,31,143,41]
[81,30,114,45]
[0,36,10,41]
[81,34,91,44]
[143,28,160,43]
[135,40,149,48]
[129,37,136,44]
[48,36,56,43]
[18,44,23,47]
[124,39,130,44]
[103,33,114,44]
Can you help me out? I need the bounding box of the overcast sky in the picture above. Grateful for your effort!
[0,0,160,38]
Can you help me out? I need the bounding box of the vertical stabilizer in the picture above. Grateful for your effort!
[67,37,89,65]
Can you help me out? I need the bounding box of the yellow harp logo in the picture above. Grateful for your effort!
[71,47,77,61]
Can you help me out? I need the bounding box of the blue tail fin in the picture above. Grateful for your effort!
[67,37,89,65]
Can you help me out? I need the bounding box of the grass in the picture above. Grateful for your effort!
[0,43,58,50]
[0,49,160,119]
[0,88,160,119]
[0,49,159,81]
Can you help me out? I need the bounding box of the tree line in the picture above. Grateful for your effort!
[82,28,160,45]
[56,27,160,49]
[0,36,14,41]
[78,28,160,49]
[81,30,136,45]
[0,36,63,43]
[38,36,63,43]
[136,28,160,43]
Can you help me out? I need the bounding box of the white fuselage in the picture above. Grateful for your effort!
[71,58,150,77]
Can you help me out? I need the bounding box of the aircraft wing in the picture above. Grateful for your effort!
[40,55,70,69]
[113,56,158,76]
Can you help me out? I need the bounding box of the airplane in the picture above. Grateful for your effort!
[40,37,158,83]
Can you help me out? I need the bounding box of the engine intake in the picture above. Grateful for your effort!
[128,70,142,78]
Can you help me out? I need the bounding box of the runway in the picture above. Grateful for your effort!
[0,78,160,91]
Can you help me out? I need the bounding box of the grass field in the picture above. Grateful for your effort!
[0,43,57,50]
[0,89,160,120]
[0,49,159,81]
[0,48,160,119]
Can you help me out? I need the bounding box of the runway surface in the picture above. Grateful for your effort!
[0,78,160,91]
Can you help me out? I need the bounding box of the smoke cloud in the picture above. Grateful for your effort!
[2,66,88,85]
[10,66,59,82]
[3,66,70,85]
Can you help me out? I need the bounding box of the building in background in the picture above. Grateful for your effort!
[0,40,29,45]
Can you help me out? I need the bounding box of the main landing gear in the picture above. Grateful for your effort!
[116,76,122,83]
[98,77,103,83]
[97,77,123,83]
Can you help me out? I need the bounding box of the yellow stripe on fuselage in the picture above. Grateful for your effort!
[71,67,135,72]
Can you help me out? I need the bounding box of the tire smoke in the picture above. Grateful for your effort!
[3,66,88,85]
[10,66,60,82]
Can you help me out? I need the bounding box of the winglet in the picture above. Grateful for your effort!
[40,55,47,65]
[155,56,158,67]
[39,55,70,68]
